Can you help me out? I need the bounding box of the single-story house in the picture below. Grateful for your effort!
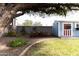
[52,21,79,37]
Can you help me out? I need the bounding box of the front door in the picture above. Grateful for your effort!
[64,24,71,37]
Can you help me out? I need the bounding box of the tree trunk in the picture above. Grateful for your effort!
[0,5,19,37]
[0,11,16,37]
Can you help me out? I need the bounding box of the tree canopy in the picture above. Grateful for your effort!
[1,3,79,17]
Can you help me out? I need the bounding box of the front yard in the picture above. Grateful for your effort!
[25,38,79,56]
[1,37,79,56]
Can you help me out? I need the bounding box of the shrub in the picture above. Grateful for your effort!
[9,38,27,47]
[5,31,16,37]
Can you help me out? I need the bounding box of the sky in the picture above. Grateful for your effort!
[15,10,79,26]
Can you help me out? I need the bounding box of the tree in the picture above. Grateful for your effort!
[23,20,32,26]
[33,22,42,26]
[0,3,79,37]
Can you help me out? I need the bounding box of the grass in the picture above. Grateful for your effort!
[26,38,79,56]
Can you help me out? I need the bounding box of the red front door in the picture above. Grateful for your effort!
[64,24,71,37]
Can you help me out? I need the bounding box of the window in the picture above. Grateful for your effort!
[64,24,71,29]
[75,23,79,30]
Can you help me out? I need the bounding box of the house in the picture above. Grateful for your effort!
[52,21,79,37]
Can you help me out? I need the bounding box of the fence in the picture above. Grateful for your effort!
[16,26,52,36]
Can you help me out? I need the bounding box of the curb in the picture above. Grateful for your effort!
[19,40,45,56]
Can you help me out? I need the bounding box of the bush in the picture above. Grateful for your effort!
[9,38,27,47]
[5,31,16,37]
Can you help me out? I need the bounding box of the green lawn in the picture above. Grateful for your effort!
[26,38,79,56]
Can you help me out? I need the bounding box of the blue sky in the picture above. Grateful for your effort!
[16,10,79,26]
